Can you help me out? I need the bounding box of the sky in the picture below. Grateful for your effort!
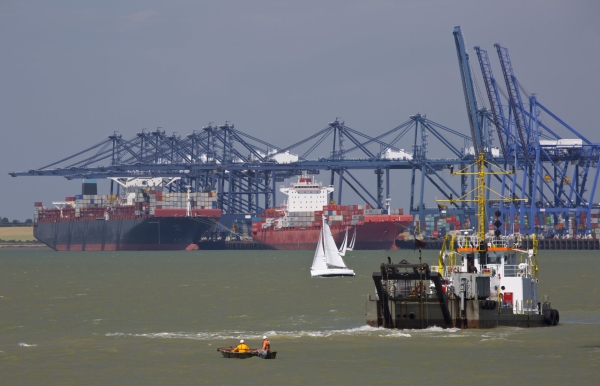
[1,0,599,220]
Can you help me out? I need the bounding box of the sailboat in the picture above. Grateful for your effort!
[311,219,355,277]
[346,228,356,251]
[339,227,348,256]
[338,227,356,255]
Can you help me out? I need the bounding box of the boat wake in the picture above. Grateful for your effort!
[105,325,514,341]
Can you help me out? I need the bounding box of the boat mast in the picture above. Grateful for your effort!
[476,152,486,245]
[437,151,521,251]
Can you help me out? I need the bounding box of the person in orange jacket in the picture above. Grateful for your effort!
[258,336,271,358]
[232,339,250,353]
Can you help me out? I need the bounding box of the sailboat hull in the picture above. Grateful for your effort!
[311,268,355,277]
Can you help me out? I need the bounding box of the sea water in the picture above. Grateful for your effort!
[0,248,599,385]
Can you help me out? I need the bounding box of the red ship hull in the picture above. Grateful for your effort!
[252,221,410,250]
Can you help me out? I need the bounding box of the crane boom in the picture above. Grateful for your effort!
[495,44,529,156]
[474,46,510,159]
[453,26,483,155]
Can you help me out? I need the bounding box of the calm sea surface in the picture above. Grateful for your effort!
[0,248,599,385]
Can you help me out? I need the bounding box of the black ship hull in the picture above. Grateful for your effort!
[34,217,216,251]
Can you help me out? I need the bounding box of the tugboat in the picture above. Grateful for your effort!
[366,153,560,329]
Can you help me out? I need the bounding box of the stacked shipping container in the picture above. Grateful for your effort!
[34,190,219,223]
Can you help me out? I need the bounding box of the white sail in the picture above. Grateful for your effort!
[311,227,328,271]
[347,228,356,251]
[323,221,348,269]
[338,227,348,256]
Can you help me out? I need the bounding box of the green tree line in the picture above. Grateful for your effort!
[0,217,33,226]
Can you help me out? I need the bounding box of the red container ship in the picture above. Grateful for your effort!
[250,175,412,250]
[33,178,221,251]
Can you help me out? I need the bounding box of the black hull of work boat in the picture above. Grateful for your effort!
[366,295,559,329]
[367,263,560,330]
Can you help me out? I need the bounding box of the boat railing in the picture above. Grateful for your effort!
[503,264,532,277]
[455,235,481,249]
[486,236,519,249]
[511,299,539,315]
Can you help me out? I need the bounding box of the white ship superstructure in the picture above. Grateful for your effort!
[280,174,334,212]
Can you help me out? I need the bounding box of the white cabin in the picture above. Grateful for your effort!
[280,174,334,212]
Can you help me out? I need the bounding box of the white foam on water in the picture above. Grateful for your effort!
[424,326,452,332]
[105,325,413,341]
[18,343,37,347]
[480,338,509,342]
[105,325,524,342]
[393,326,522,341]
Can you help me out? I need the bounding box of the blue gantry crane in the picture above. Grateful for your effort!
[468,39,600,236]
[8,28,600,238]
